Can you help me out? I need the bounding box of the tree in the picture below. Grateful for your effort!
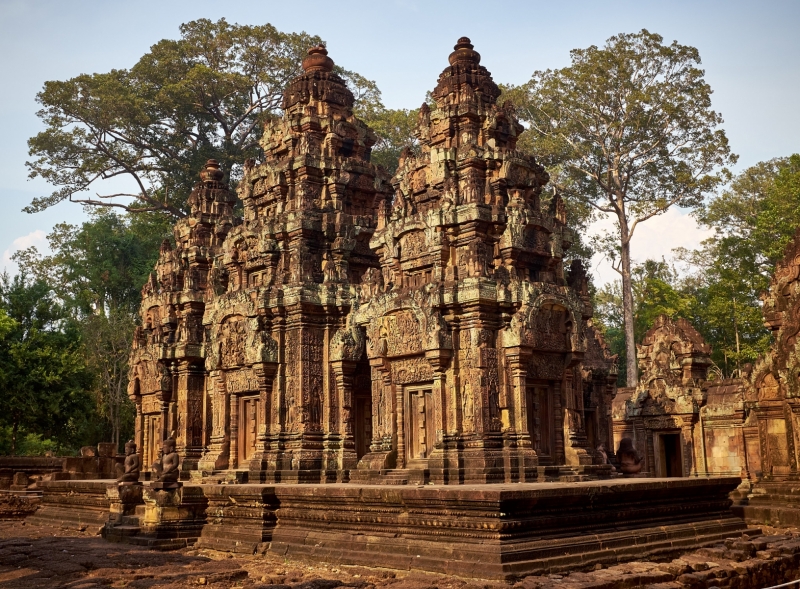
[676,155,800,376]
[504,30,735,386]
[594,259,697,384]
[26,18,323,219]
[14,210,169,447]
[0,273,94,454]
[26,18,403,220]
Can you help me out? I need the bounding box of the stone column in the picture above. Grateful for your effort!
[396,375,406,469]
[503,347,532,442]
[198,371,229,472]
[682,416,697,476]
[330,359,358,471]
[425,349,451,443]
[173,361,205,471]
[248,360,278,480]
[562,367,591,466]
[229,388,239,469]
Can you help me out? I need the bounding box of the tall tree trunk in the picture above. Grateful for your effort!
[618,217,638,388]
[11,420,18,456]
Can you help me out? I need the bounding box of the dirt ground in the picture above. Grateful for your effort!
[0,521,493,589]
[3,519,800,589]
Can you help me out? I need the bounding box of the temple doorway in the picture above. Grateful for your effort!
[145,414,162,468]
[354,394,372,459]
[405,385,435,465]
[352,361,372,460]
[238,396,261,465]
[657,432,683,477]
[526,384,553,463]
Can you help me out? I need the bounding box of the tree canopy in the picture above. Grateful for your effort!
[0,274,95,454]
[504,29,736,386]
[26,18,407,220]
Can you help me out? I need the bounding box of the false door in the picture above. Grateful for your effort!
[526,384,553,462]
[406,386,435,464]
[238,395,261,465]
[145,414,162,468]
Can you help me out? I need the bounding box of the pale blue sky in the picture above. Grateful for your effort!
[1,0,798,284]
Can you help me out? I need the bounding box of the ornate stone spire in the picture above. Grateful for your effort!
[186,159,236,222]
[282,45,354,115]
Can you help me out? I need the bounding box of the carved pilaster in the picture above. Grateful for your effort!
[248,361,279,478]
[331,359,358,471]
[198,370,229,472]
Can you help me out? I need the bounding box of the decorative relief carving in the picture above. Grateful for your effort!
[644,416,681,430]
[141,395,161,415]
[390,357,434,384]
[399,231,426,259]
[220,316,247,368]
[528,354,565,380]
[225,368,259,394]
[302,329,324,430]
[382,310,423,357]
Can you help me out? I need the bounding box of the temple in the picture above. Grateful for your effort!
[26,38,777,579]
[127,39,618,484]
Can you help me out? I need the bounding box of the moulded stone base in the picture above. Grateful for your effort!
[27,480,112,531]
[29,476,747,579]
[195,484,278,553]
[734,480,800,526]
[268,477,747,580]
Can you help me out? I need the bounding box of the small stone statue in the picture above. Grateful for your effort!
[117,440,141,485]
[617,437,643,476]
[594,443,615,472]
[151,437,181,489]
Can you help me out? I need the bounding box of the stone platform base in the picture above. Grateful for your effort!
[195,484,278,553]
[26,480,111,531]
[30,477,747,580]
[269,477,747,579]
[734,480,800,526]
[103,485,207,549]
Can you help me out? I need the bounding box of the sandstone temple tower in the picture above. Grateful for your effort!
[128,159,237,474]
[128,39,617,484]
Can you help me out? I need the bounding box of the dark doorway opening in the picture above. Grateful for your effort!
[659,433,683,477]
[354,395,372,459]
[353,365,372,460]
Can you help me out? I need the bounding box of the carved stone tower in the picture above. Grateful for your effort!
[341,38,598,483]
[199,46,391,481]
[128,159,236,473]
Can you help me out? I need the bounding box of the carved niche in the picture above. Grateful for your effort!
[380,309,423,357]
[219,315,247,368]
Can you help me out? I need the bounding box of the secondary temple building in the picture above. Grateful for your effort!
[127,39,619,484]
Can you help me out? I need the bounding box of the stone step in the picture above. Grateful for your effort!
[108,525,141,537]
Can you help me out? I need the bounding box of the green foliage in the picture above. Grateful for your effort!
[361,107,419,174]
[676,155,800,376]
[26,18,323,218]
[595,260,697,384]
[0,428,66,456]
[504,29,736,386]
[13,210,166,449]
[0,273,95,454]
[15,209,170,316]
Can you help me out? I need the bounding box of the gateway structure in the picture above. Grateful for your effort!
[128,38,618,484]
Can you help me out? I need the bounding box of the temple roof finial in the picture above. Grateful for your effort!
[302,45,334,73]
